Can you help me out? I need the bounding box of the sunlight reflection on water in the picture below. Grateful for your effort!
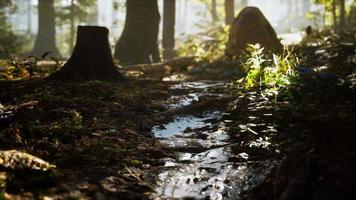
[152,111,221,138]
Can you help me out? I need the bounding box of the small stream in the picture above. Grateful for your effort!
[151,82,274,200]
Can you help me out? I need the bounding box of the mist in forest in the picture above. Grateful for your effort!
[9,0,321,49]
[1,0,354,59]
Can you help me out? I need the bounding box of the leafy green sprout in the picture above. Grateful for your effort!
[238,44,299,99]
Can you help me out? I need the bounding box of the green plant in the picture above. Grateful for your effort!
[177,25,230,61]
[238,44,299,96]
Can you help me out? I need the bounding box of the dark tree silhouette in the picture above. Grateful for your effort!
[31,0,60,57]
[162,0,176,60]
[340,0,346,29]
[51,26,123,80]
[114,0,160,65]
[332,0,338,29]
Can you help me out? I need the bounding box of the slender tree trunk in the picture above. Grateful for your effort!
[302,0,311,17]
[332,0,338,29]
[240,0,248,8]
[51,26,123,80]
[287,0,293,15]
[339,0,346,29]
[294,0,300,17]
[27,0,32,34]
[323,5,326,27]
[69,0,75,53]
[211,0,218,22]
[31,0,60,57]
[162,0,176,60]
[114,0,160,65]
[225,0,235,25]
[183,0,188,32]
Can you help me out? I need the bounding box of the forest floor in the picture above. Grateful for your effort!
[0,80,175,199]
[0,31,355,200]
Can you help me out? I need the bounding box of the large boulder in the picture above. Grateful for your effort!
[226,7,283,58]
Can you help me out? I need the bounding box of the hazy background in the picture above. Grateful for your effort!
[8,0,346,56]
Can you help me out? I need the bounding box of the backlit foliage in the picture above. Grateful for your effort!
[238,44,299,94]
[177,25,230,61]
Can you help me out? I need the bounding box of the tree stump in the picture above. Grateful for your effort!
[51,26,123,80]
[226,7,283,58]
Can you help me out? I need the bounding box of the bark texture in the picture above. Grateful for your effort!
[114,0,160,65]
[51,26,123,80]
[30,0,60,57]
[163,0,176,60]
[226,7,282,58]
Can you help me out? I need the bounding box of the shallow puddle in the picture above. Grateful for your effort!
[170,81,226,90]
[155,148,274,199]
[151,81,275,199]
[152,111,221,138]
[167,81,227,108]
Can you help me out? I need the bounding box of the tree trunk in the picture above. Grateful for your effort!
[287,0,293,15]
[302,0,311,17]
[51,26,123,80]
[69,0,75,53]
[225,0,235,25]
[30,0,60,57]
[339,0,346,29]
[114,0,160,65]
[27,0,32,34]
[294,0,300,17]
[332,0,338,29]
[211,0,219,22]
[240,0,248,8]
[163,0,176,60]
